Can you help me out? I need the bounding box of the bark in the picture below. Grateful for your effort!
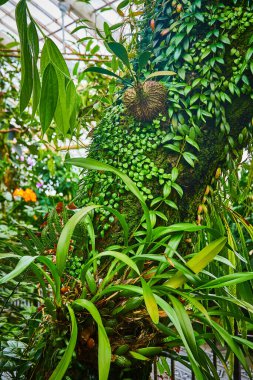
[74,1,253,378]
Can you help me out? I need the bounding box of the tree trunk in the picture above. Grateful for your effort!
[74,0,253,377]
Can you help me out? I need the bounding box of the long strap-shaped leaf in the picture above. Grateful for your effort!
[164,237,227,288]
[80,250,140,285]
[73,299,111,380]
[56,204,102,276]
[66,158,152,251]
[0,255,37,285]
[98,284,203,379]
[49,305,77,380]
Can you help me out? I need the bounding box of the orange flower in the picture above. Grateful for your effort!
[23,188,37,202]
[13,188,25,197]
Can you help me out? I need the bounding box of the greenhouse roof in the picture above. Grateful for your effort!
[0,0,122,55]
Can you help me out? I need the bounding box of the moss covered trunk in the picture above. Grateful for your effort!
[73,0,253,378]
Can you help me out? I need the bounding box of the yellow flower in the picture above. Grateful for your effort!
[23,189,37,202]
[13,188,37,202]
[13,188,25,197]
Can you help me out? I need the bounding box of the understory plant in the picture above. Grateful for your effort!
[1,159,253,380]
[1,0,253,379]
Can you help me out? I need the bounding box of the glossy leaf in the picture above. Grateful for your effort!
[0,256,37,284]
[39,63,59,134]
[138,51,151,72]
[141,278,159,324]
[49,305,78,380]
[107,41,131,70]
[83,66,124,81]
[56,205,102,276]
[164,237,227,288]
[15,0,33,112]
[73,299,111,380]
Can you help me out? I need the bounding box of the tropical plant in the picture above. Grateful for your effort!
[1,161,253,380]
[1,0,253,379]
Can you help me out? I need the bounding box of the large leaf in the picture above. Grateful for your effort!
[56,205,102,276]
[73,299,111,380]
[164,237,227,288]
[152,223,205,241]
[15,0,33,112]
[210,319,249,373]
[28,21,41,118]
[0,256,37,284]
[197,272,253,289]
[37,256,61,305]
[49,305,78,380]
[138,51,151,72]
[42,38,70,77]
[107,41,131,70]
[39,63,58,134]
[141,278,159,324]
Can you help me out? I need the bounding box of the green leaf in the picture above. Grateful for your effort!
[183,54,193,65]
[81,251,140,283]
[182,152,195,167]
[185,136,200,151]
[171,167,178,182]
[138,51,151,72]
[53,70,69,136]
[197,272,253,289]
[141,278,159,324]
[0,0,9,4]
[220,35,230,45]
[66,158,152,250]
[164,237,227,288]
[168,295,198,358]
[39,63,59,134]
[171,182,183,197]
[164,199,178,210]
[152,223,205,241]
[31,61,41,118]
[28,21,39,60]
[0,256,37,284]
[83,66,124,82]
[56,205,102,276]
[42,38,70,77]
[107,41,131,70]
[145,70,176,80]
[129,351,149,361]
[210,320,249,373]
[15,0,33,112]
[117,0,129,16]
[49,305,78,380]
[73,299,111,380]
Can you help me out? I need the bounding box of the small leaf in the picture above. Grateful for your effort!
[129,351,149,361]
[83,66,124,82]
[171,167,178,182]
[145,70,176,80]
